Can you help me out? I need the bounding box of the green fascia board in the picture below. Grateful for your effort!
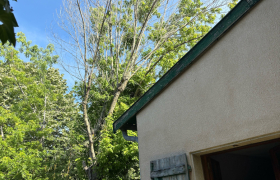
[113,0,261,133]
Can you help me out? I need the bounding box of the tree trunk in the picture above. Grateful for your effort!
[82,99,97,180]
[0,126,4,140]
[83,102,96,161]
[83,162,98,180]
[40,95,47,146]
[108,78,129,116]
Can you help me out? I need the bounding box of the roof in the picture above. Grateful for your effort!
[113,0,261,133]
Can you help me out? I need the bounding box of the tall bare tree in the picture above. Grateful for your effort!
[51,0,228,178]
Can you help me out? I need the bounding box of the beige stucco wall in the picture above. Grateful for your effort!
[136,0,280,179]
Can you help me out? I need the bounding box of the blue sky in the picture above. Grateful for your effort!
[11,0,62,47]
[9,0,231,89]
[10,0,77,88]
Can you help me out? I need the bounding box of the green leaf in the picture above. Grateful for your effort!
[0,1,18,46]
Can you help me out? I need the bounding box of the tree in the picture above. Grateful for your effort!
[0,0,18,46]
[51,0,228,179]
[228,0,238,9]
[73,71,147,179]
[0,33,85,179]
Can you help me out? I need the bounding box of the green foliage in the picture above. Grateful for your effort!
[71,0,223,178]
[73,63,157,179]
[0,0,18,46]
[149,0,222,77]
[0,0,226,179]
[228,0,239,10]
[0,33,86,179]
[97,116,139,180]
[0,107,46,180]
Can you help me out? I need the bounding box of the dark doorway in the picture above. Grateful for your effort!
[201,139,280,180]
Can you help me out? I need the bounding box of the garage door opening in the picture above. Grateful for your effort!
[201,138,280,180]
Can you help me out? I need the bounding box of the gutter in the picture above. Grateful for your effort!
[122,129,138,143]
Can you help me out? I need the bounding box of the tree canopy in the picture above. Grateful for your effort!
[0,33,86,179]
[0,0,237,179]
[51,0,228,179]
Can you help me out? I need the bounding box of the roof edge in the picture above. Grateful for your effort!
[113,0,261,133]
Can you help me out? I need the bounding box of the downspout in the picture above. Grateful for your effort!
[122,129,138,143]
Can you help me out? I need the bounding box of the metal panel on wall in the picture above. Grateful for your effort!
[150,154,191,180]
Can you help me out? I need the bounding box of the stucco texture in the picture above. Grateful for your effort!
[136,0,280,179]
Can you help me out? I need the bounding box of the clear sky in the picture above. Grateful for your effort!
[10,0,77,88]
[11,0,62,48]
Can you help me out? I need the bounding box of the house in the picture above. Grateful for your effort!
[113,0,280,179]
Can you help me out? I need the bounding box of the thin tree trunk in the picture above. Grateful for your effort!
[40,95,47,146]
[134,86,141,98]
[108,91,121,116]
[82,85,97,180]
[43,95,46,127]
[0,126,4,140]
[83,103,96,161]
[93,102,107,137]
[108,78,129,116]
